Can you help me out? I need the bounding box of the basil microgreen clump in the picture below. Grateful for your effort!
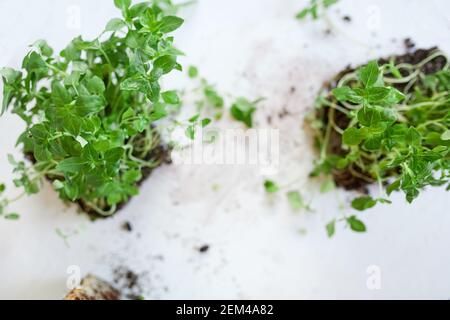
[0,0,184,217]
[296,0,339,21]
[310,49,450,234]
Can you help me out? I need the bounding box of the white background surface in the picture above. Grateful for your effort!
[0,0,449,300]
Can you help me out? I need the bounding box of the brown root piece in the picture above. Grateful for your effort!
[64,275,120,300]
[317,47,446,191]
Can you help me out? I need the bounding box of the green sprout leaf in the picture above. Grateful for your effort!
[185,125,196,140]
[342,127,368,146]
[204,86,224,109]
[230,98,259,128]
[162,90,180,105]
[347,216,366,232]
[0,0,186,217]
[326,220,336,237]
[5,213,20,220]
[114,0,131,10]
[0,67,21,84]
[386,180,401,196]
[405,127,422,147]
[158,16,184,33]
[440,130,450,141]
[286,191,305,211]
[105,18,127,32]
[188,66,198,78]
[320,178,336,193]
[87,76,106,95]
[56,157,88,173]
[296,0,338,21]
[264,180,279,194]
[201,118,212,128]
[358,61,380,88]
[332,86,363,104]
[351,196,377,211]
[154,55,178,74]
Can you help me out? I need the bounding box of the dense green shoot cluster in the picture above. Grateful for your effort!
[310,49,450,235]
[0,0,185,217]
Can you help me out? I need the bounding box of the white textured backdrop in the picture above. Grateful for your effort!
[0,0,449,299]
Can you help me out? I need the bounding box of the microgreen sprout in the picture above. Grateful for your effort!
[296,0,339,21]
[310,48,450,235]
[263,180,313,212]
[186,65,261,128]
[286,191,306,211]
[194,78,225,121]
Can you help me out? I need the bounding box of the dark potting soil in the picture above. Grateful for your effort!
[404,38,416,51]
[342,15,352,23]
[318,47,446,191]
[112,266,145,300]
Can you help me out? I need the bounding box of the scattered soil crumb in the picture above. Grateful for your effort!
[121,221,133,232]
[199,245,210,253]
[404,38,416,50]
[342,15,351,22]
[278,107,290,119]
[113,266,145,300]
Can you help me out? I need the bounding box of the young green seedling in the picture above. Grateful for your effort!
[0,0,185,217]
[186,65,261,128]
[310,49,450,235]
[296,0,339,21]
